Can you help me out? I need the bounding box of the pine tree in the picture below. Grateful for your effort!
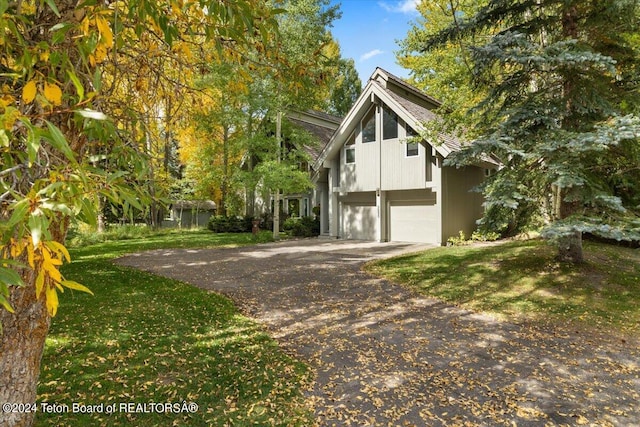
[421,0,640,262]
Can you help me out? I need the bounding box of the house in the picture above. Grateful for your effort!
[247,110,342,219]
[311,68,496,244]
[283,110,342,217]
[163,200,217,228]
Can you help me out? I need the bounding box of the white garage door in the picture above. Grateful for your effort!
[389,202,438,243]
[342,204,378,240]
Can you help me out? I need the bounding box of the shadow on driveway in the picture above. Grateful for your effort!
[117,239,640,426]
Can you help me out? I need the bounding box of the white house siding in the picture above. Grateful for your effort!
[341,138,379,193]
[386,189,438,243]
[441,166,485,242]
[380,137,429,191]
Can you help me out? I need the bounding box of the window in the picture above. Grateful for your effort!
[383,106,398,140]
[345,132,355,164]
[405,125,419,157]
[406,142,419,157]
[362,107,376,143]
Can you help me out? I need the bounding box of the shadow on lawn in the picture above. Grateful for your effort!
[370,239,640,330]
[36,259,311,427]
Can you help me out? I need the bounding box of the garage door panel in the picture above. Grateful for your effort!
[343,204,378,240]
[389,203,438,243]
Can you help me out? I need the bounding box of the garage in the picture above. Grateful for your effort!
[342,203,378,240]
[340,192,378,240]
[388,203,438,243]
[387,190,439,244]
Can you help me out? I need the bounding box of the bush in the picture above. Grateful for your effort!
[282,216,320,237]
[447,230,501,246]
[67,224,155,247]
[207,216,254,233]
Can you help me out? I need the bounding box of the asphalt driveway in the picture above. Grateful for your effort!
[117,239,639,426]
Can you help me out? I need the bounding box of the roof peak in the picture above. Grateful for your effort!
[369,67,442,108]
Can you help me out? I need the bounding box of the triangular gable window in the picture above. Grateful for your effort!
[383,105,398,140]
[362,107,376,143]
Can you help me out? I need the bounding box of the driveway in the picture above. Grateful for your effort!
[117,239,640,426]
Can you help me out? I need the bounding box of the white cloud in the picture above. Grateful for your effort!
[378,0,420,14]
[360,49,385,62]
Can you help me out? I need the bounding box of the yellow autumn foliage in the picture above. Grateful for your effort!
[22,80,37,104]
[1,238,93,317]
[43,82,62,106]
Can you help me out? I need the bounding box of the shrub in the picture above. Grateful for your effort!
[447,230,501,246]
[207,216,253,233]
[67,224,155,247]
[282,216,320,237]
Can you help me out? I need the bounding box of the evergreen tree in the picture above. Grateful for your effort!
[419,0,640,262]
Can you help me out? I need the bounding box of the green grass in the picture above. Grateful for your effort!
[36,230,312,427]
[366,239,640,336]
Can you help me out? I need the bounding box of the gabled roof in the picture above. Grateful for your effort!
[312,67,464,172]
[287,110,342,161]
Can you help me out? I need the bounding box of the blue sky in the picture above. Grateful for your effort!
[328,0,420,85]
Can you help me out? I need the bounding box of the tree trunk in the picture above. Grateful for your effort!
[0,270,50,427]
[245,115,256,218]
[557,188,584,263]
[273,112,282,239]
[557,230,583,263]
[555,4,583,263]
[220,125,230,217]
[97,196,106,233]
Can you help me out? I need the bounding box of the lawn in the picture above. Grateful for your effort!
[366,239,640,337]
[36,229,313,427]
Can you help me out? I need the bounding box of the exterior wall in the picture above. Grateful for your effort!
[164,209,214,228]
[441,165,485,242]
[340,108,379,193]
[380,121,432,191]
[340,109,436,194]
[328,158,340,237]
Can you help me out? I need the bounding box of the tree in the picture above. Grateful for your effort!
[176,0,350,225]
[397,0,488,132]
[0,2,279,426]
[411,0,640,262]
[328,56,362,116]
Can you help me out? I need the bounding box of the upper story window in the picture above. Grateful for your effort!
[361,107,376,143]
[344,132,355,164]
[383,106,398,140]
[406,125,419,157]
[406,142,419,157]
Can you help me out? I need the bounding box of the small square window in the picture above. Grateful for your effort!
[345,147,355,163]
[406,142,419,157]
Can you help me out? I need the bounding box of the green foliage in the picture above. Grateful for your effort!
[397,0,489,136]
[37,232,310,426]
[207,216,254,233]
[0,0,282,325]
[446,230,501,246]
[67,224,158,248]
[367,239,640,335]
[410,0,640,254]
[328,58,362,116]
[282,216,320,237]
